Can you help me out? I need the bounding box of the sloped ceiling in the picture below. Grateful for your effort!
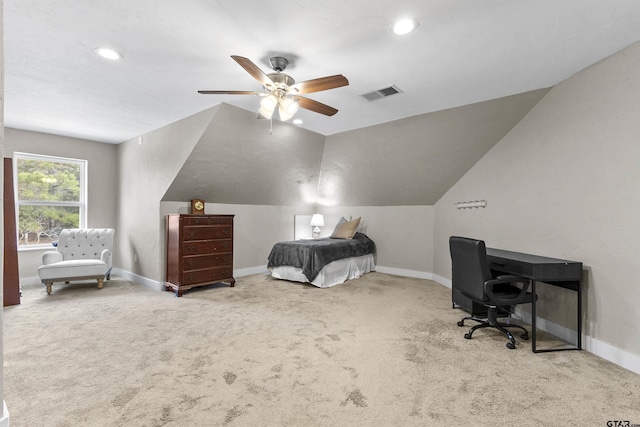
[163,88,548,206]
[162,104,326,206]
[318,88,550,206]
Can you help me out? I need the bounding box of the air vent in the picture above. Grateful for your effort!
[359,85,403,102]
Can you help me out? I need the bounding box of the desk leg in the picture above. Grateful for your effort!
[531,279,537,353]
[531,279,582,353]
[577,280,582,350]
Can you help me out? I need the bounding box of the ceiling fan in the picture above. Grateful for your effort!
[198,55,349,121]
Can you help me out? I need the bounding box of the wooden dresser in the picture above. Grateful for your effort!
[165,214,235,297]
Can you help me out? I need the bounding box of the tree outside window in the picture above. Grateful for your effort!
[14,153,87,247]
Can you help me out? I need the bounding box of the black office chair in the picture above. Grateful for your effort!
[449,236,536,349]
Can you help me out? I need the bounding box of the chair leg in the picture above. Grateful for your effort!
[457,316,486,327]
[97,278,104,289]
[493,323,518,349]
[45,282,53,295]
[461,307,530,349]
[465,322,492,339]
[495,321,529,340]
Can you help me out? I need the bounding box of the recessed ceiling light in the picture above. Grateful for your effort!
[392,18,418,35]
[94,47,122,60]
[293,119,303,125]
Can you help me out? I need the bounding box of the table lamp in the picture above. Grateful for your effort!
[310,214,324,239]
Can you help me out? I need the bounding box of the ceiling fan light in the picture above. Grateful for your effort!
[278,97,299,121]
[258,94,278,119]
[258,105,275,120]
[260,94,278,111]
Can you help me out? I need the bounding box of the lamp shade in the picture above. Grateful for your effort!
[278,97,299,121]
[259,94,278,119]
[310,214,324,227]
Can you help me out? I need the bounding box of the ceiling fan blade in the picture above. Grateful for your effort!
[198,90,262,95]
[289,75,349,94]
[294,96,339,116]
[231,55,274,87]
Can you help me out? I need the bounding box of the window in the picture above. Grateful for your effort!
[14,152,87,248]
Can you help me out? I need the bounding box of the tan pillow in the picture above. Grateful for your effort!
[330,217,361,239]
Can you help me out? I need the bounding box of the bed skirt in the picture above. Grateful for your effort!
[269,254,375,288]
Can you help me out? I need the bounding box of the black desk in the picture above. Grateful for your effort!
[486,248,583,353]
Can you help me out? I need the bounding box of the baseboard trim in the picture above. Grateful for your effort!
[111,268,164,292]
[374,266,432,280]
[111,266,270,293]
[0,401,10,427]
[431,273,451,288]
[235,265,270,277]
[584,336,640,375]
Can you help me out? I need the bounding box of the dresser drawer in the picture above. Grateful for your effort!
[183,253,232,271]
[183,216,233,226]
[182,266,233,285]
[183,225,232,240]
[183,239,232,255]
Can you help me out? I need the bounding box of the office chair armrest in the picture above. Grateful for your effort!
[484,275,531,306]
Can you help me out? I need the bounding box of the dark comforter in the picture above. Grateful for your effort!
[267,232,376,281]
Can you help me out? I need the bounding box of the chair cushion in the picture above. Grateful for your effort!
[38,259,108,281]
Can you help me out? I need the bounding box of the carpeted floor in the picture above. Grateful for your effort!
[3,272,639,426]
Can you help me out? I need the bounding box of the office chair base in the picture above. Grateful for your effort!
[458,315,530,349]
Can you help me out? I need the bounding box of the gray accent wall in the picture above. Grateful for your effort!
[163,104,326,206]
[319,89,549,206]
[116,107,217,280]
[434,41,640,357]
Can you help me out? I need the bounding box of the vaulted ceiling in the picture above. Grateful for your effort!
[163,89,548,206]
[5,1,640,144]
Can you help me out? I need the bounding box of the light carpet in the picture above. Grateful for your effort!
[3,273,639,426]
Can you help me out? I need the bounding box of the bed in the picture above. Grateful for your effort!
[267,231,376,288]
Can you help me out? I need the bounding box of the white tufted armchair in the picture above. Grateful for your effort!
[38,228,115,295]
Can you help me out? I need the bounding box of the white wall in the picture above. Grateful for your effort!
[434,41,640,366]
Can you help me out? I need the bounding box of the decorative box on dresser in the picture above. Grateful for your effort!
[165,214,235,297]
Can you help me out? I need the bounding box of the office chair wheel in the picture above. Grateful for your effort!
[506,341,516,349]
[464,333,472,339]
[457,320,465,327]
[521,333,529,340]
